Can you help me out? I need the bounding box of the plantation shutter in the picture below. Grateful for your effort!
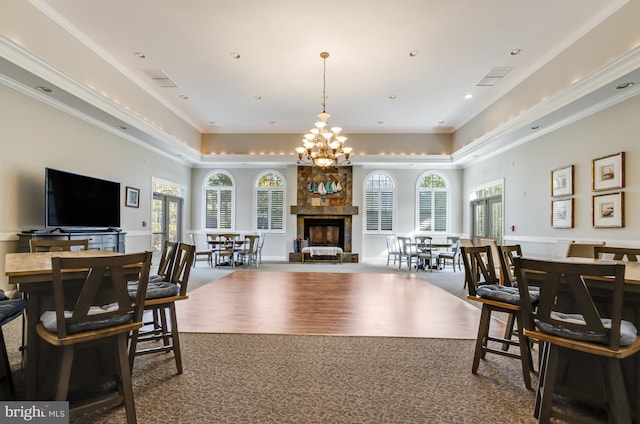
[365,191,380,231]
[219,189,233,229]
[434,191,447,231]
[271,190,284,230]
[256,190,269,229]
[380,191,393,231]
[418,191,432,231]
[205,190,219,228]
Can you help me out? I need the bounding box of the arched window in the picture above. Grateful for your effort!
[204,170,235,230]
[416,172,448,232]
[255,171,286,231]
[363,171,395,233]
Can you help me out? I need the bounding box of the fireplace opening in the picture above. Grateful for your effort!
[304,218,345,249]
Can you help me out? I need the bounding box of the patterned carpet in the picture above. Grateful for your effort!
[1,263,606,422]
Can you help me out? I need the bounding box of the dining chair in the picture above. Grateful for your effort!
[151,240,178,283]
[396,236,416,270]
[566,241,605,259]
[0,290,26,399]
[256,233,265,265]
[385,235,401,266]
[188,233,212,267]
[129,242,194,374]
[459,238,475,288]
[36,251,152,424]
[238,234,260,267]
[29,238,89,252]
[461,245,537,389]
[214,234,238,268]
[514,257,640,423]
[415,236,436,272]
[437,237,461,272]
[594,245,640,262]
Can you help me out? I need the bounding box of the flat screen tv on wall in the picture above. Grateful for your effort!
[45,168,121,230]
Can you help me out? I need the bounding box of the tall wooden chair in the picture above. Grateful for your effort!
[0,291,26,399]
[514,257,640,423]
[461,245,536,389]
[36,252,152,424]
[153,240,178,281]
[29,238,89,252]
[594,245,640,262]
[129,242,195,374]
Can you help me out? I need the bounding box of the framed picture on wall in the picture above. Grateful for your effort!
[551,198,573,228]
[551,165,573,197]
[592,152,624,191]
[592,192,624,228]
[125,186,140,208]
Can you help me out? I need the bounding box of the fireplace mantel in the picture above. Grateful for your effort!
[290,206,359,216]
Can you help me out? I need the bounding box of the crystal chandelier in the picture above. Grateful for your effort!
[295,52,352,168]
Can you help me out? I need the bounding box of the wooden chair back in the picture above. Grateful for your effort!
[170,243,195,297]
[156,240,178,280]
[461,245,499,297]
[594,246,640,262]
[414,236,432,253]
[513,257,626,350]
[567,241,605,259]
[498,244,522,287]
[29,238,89,252]
[49,252,152,339]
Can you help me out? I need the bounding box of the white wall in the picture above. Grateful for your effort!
[0,83,192,290]
[463,93,640,254]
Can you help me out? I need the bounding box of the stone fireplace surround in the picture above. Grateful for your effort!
[291,206,358,252]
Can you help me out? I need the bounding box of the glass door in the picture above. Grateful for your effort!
[470,195,502,244]
[151,193,183,256]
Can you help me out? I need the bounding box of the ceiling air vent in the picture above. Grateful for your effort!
[141,68,178,88]
[476,67,513,86]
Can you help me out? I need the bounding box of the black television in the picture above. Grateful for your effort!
[45,168,121,230]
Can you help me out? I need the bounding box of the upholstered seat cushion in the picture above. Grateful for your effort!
[477,284,540,305]
[0,299,26,323]
[128,281,179,300]
[536,312,638,347]
[40,303,132,334]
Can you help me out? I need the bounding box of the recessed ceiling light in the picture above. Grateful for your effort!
[531,125,541,130]
[510,49,522,56]
[230,52,240,59]
[179,94,188,100]
[208,121,216,125]
[409,50,419,57]
[616,82,634,90]
[377,121,384,124]
[437,120,445,124]
[118,125,127,130]
[134,52,146,59]
[464,94,473,99]
[254,95,262,100]
[269,121,276,124]
[389,95,397,100]
[36,85,52,93]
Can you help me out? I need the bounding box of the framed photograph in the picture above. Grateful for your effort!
[592,192,624,228]
[551,198,573,228]
[551,165,573,197]
[592,152,624,191]
[125,186,140,208]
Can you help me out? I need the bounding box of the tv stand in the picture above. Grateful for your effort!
[18,230,126,253]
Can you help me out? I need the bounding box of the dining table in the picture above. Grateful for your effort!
[4,249,129,400]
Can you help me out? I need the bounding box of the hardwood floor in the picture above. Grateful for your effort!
[176,271,505,338]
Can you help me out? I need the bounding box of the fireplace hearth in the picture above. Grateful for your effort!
[304,218,345,249]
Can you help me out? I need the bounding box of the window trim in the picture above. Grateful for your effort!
[253,170,286,233]
[203,169,236,231]
[363,170,396,234]
[415,171,449,234]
